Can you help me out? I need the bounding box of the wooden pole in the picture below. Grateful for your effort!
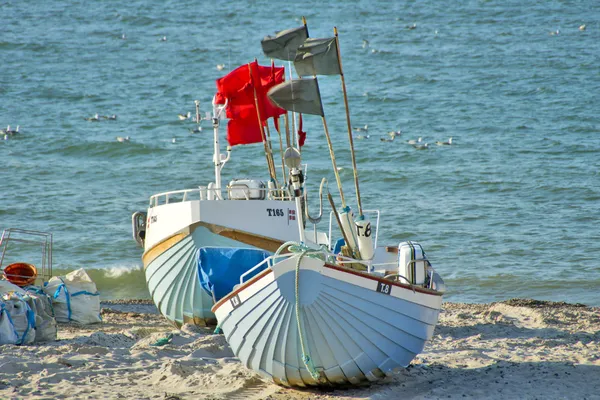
[248,62,277,183]
[321,116,346,208]
[275,116,287,183]
[334,27,363,217]
[284,112,291,148]
[263,117,278,181]
[334,27,363,216]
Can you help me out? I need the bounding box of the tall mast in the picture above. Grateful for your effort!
[320,116,346,208]
[334,26,363,217]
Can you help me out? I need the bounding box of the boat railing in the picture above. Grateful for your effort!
[239,256,276,284]
[239,247,390,285]
[239,249,435,288]
[149,186,294,207]
[225,186,294,201]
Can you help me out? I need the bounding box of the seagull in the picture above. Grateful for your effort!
[160,36,167,41]
[387,130,401,138]
[353,124,368,132]
[121,33,126,40]
[355,134,370,140]
[380,135,395,142]
[407,137,422,145]
[178,112,191,121]
[102,114,117,120]
[413,142,429,150]
[7,125,19,134]
[116,136,130,142]
[189,126,202,133]
[550,29,560,36]
[172,137,177,143]
[407,23,417,30]
[579,24,586,31]
[362,39,370,48]
[85,113,100,121]
[216,64,225,71]
[435,137,453,146]
[0,125,10,134]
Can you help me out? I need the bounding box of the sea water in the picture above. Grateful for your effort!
[1,0,598,305]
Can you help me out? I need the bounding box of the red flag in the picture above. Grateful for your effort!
[298,114,307,147]
[215,61,285,146]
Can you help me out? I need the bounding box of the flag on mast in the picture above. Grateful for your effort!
[267,77,324,117]
[261,26,309,61]
[215,61,285,146]
[294,37,341,77]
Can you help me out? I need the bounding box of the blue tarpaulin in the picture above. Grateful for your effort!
[197,247,271,302]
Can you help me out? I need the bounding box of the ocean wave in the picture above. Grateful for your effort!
[49,266,150,301]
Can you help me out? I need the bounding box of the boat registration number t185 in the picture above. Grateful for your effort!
[267,208,284,217]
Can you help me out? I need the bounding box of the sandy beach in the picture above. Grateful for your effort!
[1,299,598,400]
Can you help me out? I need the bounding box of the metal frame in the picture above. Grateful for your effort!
[0,228,53,282]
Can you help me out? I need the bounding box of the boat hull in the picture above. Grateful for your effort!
[144,225,248,327]
[142,199,324,327]
[213,255,443,386]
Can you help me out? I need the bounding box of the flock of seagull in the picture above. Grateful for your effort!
[352,125,453,150]
[84,113,118,122]
[2,116,452,151]
[80,107,204,144]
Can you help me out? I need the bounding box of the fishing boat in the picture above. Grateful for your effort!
[211,20,446,386]
[132,61,329,327]
[212,242,445,386]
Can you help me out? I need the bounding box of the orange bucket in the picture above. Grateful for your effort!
[3,262,38,287]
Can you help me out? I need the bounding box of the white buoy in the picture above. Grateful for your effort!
[355,217,374,260]
[339,207,358,250]
[398,241,427,285]
[207,182,216,201]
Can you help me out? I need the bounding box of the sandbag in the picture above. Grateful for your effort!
[24,288,57,342]
[0,300,18,345]
[0,279,26,295]
[43,268,101,325]
[1,293,35,345]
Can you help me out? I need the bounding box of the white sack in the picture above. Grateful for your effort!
[1,293,35,345]
[0,300,18,345]
[43,268,101,325]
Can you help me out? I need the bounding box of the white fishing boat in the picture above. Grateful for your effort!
[132,63,328,327]
[212,241,445,386]
[211,20,446,386]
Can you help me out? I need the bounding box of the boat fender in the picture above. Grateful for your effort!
[228,179,266,200]
[207,182,216,200]
[267,180,276,199]
[339,207,358,250]
[355,216,374,260]
[398,241,427,285]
